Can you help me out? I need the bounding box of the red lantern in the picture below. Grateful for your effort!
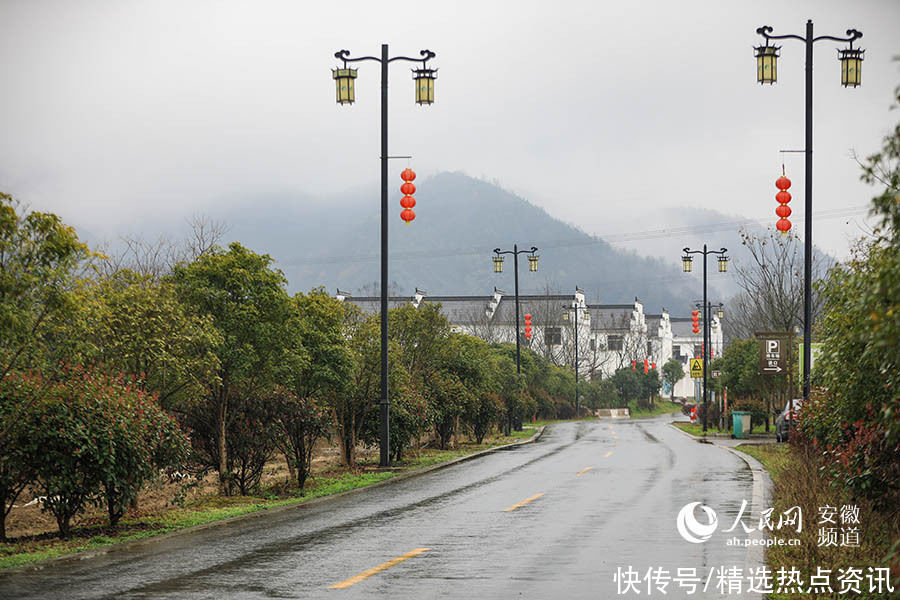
[400,170,417,223]
[632,360,637,371]
[775,173,792,235]
[643,359,649,374]
[691,309,700,334]
[652,362,656,370]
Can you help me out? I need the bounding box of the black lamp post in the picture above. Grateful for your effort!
[682,245,728,433]
[754,21,864,407]
[493,245,539,434]
[333,46,437,467]
[562,294,590,418]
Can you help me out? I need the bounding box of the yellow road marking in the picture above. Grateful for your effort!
[503,493,544,512]
[576,466,593,476]
[329,548,430,589]
[604,450,614,458]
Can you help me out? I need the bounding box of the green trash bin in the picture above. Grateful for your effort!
[732,411,751,439]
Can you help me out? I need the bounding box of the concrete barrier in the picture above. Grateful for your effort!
[594,408,630,418]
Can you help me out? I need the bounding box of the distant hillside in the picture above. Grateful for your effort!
[211,172,704,311]
[89,172,827,315]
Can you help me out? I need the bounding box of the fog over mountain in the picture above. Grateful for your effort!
[80,171,832,316]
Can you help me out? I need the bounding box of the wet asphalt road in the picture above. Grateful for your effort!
[0,417,763,599]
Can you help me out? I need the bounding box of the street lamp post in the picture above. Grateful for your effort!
[695,300,725,428]
[493,245,539,434]
[754,21,864,406]
[333,45,437,467]
[682,245,728,433]
[562,294,590,417]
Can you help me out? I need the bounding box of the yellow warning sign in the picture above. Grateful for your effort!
[690,358,703,378]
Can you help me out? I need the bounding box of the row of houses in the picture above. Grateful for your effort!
[336,288,722,400]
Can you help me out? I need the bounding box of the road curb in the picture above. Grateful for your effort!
[3,426,546,573]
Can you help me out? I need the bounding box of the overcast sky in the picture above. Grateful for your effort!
[1,0,898,261]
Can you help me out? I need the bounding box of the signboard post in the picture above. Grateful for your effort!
[756,333,788,376]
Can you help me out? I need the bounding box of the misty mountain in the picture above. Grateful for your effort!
[78,172,837,317]
[209,172,715,313]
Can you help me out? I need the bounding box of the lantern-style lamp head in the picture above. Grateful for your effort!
[413,68,437,105]
[492,254,504,273]
[755,44,780,84]
[562,310,569,322]
[528,254,539,272]
[717,307,725,319]
[717,254,729,273]
[332,68,358,105]
[682,254,693,273]
[838,46,864,88]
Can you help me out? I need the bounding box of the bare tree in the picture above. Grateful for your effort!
[727,228,833,340]
[97,214,228,280]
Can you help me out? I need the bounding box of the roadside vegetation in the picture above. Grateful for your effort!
[736,89,900,596]
[0,191,674,567]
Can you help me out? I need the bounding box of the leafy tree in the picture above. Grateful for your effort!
[332,308,378,467]
[662,358,685,399]
[582,379,618,410]
[8,368,189,536]
[611,367,641,406]
[272,387,330,491]
[48,270,221,410]
[0,194,91,379]
[172,243,298,495]
[277,289,349,488]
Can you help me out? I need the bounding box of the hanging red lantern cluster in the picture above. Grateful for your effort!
[643,359,649,374]
[400,168,416,225]
[652,362,657,370]
[523,313,532,340]
[691,310,700,334]
[775,173,792,234]
[632,360,637,371]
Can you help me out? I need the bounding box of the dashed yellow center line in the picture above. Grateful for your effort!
[329,548,430,589]
[576,466,593,476]
[503,493,544,512]
[604,450,614,458]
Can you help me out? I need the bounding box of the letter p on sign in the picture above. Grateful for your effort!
[767,340,779,353]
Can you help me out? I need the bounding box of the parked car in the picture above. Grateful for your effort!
[775,398,803,443]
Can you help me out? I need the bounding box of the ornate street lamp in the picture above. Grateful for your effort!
[492,244,539,434]
[754,43,780,84]
[754,21,864,407]
[332,45,437,467]
[493,255,505,273]
[682,254,693,273]
[717,254,729,273]
[682,245,728,433]
[838,44,864,88]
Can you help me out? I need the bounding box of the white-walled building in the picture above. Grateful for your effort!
[338,288,723,400]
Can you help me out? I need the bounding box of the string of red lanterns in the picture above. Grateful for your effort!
[691,310,700,335]
[400,168,416,224]
[523,313,532,340]
[775,171,792,234]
